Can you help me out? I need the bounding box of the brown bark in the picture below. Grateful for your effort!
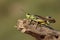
[15,19,60,40]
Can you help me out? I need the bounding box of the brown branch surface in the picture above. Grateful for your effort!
[15,19,60,40]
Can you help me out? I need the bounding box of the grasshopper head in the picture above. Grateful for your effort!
[46,16,56,23]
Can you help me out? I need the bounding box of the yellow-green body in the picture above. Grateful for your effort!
[26,13,50,26]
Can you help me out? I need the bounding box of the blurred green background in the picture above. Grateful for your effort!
[0,0,60,40]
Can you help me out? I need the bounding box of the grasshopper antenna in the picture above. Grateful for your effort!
[20,8,30,15]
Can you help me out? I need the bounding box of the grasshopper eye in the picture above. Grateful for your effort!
[46,16,52,18]
[27,13,30,15]
[48,16,51,18]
